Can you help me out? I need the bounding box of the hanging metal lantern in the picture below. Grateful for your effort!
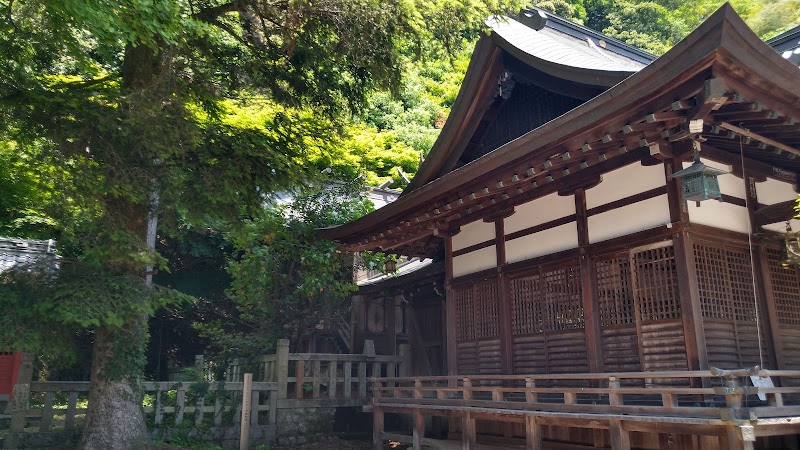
[671,140,728,206]
[384,258,398,273]
[782,222,800,267]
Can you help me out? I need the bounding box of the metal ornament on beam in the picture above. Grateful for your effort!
[671,137,728,207]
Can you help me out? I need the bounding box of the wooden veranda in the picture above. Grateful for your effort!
[369,369,800,450]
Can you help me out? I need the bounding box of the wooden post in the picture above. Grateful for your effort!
[276,339,289,399]
[576,189,603,374]
[373,405,384,450]
[386,294,397,354]
[413,409,425,450]
[240,373,253,450]
[525,378,537,403]
[609,420,631,450]
[674,230,708,373]
[525,415,543,450]
[398,343,412,377]
[328,361,337,399]
[9,353,33,432]
[723,425,756,450]
[462,411,477,449]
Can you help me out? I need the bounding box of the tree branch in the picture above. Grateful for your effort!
[193,1,242,23]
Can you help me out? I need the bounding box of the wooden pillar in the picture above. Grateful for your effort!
[385,294,397,355]
[372,405,384,450]
[495,219,513,376]
[576,188,602,373]
[412,409,425,449]
[276,339,289,399]
[674,230,707,371]
[721,425,756,450]
[352,295,365,353]
[444,236,457,376]
[609,420,631,450]
[462,411,477,450]
[525,415,543,450]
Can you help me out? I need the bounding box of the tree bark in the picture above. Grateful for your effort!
[80,318,148,449]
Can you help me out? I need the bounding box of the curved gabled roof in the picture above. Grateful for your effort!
[321,4,800,257]
[404,10,650,195]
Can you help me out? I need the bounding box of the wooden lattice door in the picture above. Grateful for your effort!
[766,247,800,372]
[595,242,688,377]
[694,241,772,369]
[508,260,588,375]
[452,277,502,375]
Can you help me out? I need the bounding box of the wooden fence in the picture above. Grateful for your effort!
[7,380,277,434]
[225,339,409,407]
[2,340,407,448]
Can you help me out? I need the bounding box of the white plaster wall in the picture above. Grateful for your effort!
[687,200,751,234]
[588,195,671,244]
[586,162,665,209]
[452,245,497,277]
[756,177,797,205]
[452,219,495,251]
[505,222,578,263]
[504,193,575,235]
[762,219,800,233]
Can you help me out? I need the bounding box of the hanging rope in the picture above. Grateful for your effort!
[739,130,766,369]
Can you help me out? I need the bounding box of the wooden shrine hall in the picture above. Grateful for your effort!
[321,4,800,450]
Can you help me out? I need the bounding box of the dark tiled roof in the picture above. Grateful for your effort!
[768,25,800,67]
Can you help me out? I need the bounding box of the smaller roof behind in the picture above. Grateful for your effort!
[768,25,800,67]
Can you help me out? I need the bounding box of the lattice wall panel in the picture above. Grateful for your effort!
[510,274,542,335]
[767,247,800,328]
[543,265,584,331]
[634,245,681,322]
[596,257,634,327]
[453,285,475,341]
[694,245,734,320]
[766,247,800,372]
[453,278,500,342]
[695,242,772,369]
[474,280,500,340]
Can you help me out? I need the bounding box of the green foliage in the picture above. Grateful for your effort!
[197,178,376,359]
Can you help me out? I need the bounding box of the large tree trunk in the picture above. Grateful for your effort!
[80,319,149,450]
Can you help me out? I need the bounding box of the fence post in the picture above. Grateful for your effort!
[10,353,34,432]
[240,373,253,450]
[194,355,205,380]
[276,339,289,400]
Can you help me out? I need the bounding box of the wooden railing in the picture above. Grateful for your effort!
[8,380,277,433]
[370,369,800,449]
[371,369,800,421]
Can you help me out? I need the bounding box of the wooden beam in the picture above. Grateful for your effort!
[496,219,514,377]
[715,121,800,158]
[753,200,797,227]
[413,409,425,450]
[462,411,477,449]
[690,78,729,121]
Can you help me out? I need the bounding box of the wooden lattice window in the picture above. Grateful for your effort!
[510,273,543,335]
[454,285,475,341]
[694,242,760,322]
[634,245,681,321]
[453,279,500,341]
[694,244,733,319]
[596,257,634,327]
[543,265,584,331]
[475,280,500,339]
[767,247,800,327]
